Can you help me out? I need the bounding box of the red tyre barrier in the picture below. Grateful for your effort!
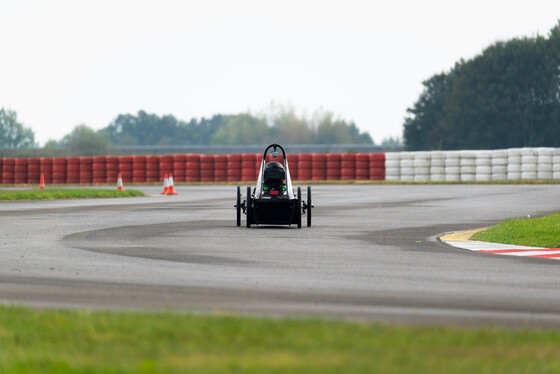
[200,155,214,182]
[52,157,67,184]
[214,155,228,182]
[27,158,41,184]
[105,156,119,183]
[1,158,15,184]
[14,158,28,184]
[159,155,173,177]
[146,155,160,182]
[297,154,312,180]
[369,153,386,180]
[66,157,80,184]
[92,156,106,184]
[340,153,356,180]
[286,154,298,180]
[227,154,242,182]
[118,156,133,183]
[311,154,327,181]
[326,153,342,180]
[40,158,53,184]
[355,154,370,180]
[172,154,187,182]
[186,154,201,182]
[241,153,258,182]
[132,155,147,183]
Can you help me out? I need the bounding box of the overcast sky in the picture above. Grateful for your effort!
[1,1,559,146]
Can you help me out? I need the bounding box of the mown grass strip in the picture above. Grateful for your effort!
[471,214,560,248]
[0,188,144,200]
[0,305,560,374]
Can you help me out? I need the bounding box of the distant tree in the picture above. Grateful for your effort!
[60,124,111,156]
[381,136,403,147]
[314,111,373,144]
[211,114,271,145]
[404,21,560,150]
[0,108,36,149]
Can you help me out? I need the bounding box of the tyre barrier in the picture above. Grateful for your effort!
[2,148,559,185]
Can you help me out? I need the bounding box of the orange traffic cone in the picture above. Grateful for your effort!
[39,174,45,189]
[116,173,124,191]
[160,173,169,195]
[166,173,178,195]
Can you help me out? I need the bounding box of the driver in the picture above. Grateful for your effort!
[262,161,287,196]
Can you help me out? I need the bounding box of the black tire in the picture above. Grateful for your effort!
[246,186,252,228]
[307,186,312,227]
[297,187,302,229]
[236,186,241,227]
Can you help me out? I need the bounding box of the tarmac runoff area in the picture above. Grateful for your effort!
[440,230,560,260]
[2,184,560,328]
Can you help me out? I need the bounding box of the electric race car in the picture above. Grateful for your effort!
[235,144,312,228]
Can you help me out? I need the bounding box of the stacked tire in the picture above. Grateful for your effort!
[326,154,341,180]
[2,158,15,184]
[311,154,327,181]
[80,157,93,184]
[27,158,41,184]
[413,152,430,182]
[146,156,160,182]
[105,156,119,184]
[507,149,522,180]
[92,156,107,184]
[14,158,28,184]
[521,148,538,180]
[66,157,80,184]
[370,153,385,180]
[241,154,257,182]
[399,152,414,182]
[172,154,186,182]
[40,158,53,184]
[429,152,444,182]
[199,155,214,182]
[537,148,553,180]
[340,153,356,180]
[355,154,370,180]
[297,154,312,180]
[444,151,461,182]
[53,158,67,184]
[384,152,400,181]
[119,156,133,183]
[227,154,242,182]
[460,151,476,182]
[491,150,508,181]
[286,154,298,180]
[186,154,201,182]
[554,149,560,180]
[475,151,492,182]
[214,155,228,182]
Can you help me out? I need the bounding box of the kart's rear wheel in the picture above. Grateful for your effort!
[236,186,241,227]
[307,186,312,227]
[297,187,302,229]
[246,186,252,228]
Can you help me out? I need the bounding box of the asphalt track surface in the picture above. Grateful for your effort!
[1,184,560,328]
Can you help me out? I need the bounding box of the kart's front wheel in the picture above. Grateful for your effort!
[246,186,252,228]
[307,186,312,227]
[297,187,302,229]
[236,186,241,227]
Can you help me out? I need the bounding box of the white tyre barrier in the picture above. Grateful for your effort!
[385,153,401,181]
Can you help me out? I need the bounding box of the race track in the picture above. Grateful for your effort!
[1,184,560,327]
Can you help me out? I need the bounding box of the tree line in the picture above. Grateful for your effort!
[404,21,560,151]
[0,106,374,156]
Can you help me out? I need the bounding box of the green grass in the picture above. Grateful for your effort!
[471,214,560,248]
[0,188,144,200]
[0,305,560,374]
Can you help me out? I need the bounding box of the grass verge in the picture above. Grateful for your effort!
[1,305,560,374]
[0,188,144,200]
[471,214,560,248]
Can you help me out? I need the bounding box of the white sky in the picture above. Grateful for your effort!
[1,0,559,146]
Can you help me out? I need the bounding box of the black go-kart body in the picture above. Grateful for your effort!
[235,144,312,228]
